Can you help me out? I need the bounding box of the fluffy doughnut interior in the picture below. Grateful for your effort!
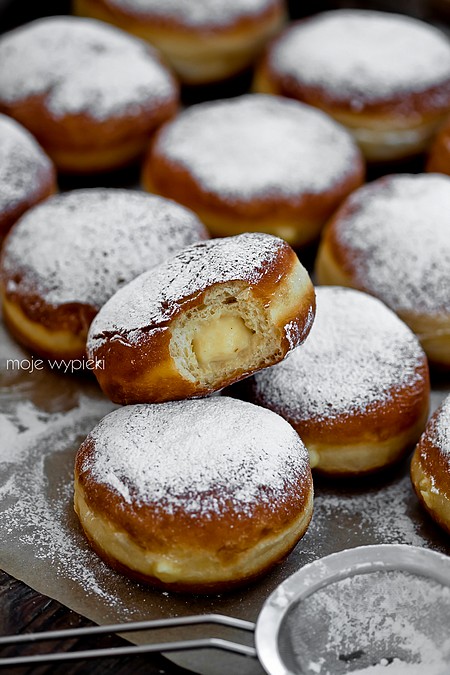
[169,281,283,387]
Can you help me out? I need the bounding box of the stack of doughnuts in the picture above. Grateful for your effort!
[0,16,178,172]
[255,10,450,161]
[75,232,316,591]
[74,0,287,85]
[0,189,208,360]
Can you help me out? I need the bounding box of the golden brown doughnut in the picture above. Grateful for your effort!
[255,10,450,161]
[249,287,430,476]
[411,395,450,535]
[0,114,56,242]
[73,0,286,85]
[427,115,450,175]
[74,397,314,593]
[0,189,208,361]
[316,174,450,368]
[0,17,178,173]
[142,94,364,247]
[87,232,315,404]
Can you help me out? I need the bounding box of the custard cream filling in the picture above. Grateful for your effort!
[193,315,253,365]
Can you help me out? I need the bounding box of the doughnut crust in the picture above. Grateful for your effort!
[0,190,208,360]
[316,174,450,368]
[0,114,56,241]
[74,398,314,592]
[249,287,430,476]
[255,10,450,161]
[427,115,450,175]
[87,233,315,404]
[142,95,364,247]
[0,17,178,173]
[74,0,286,85]
[411,396,450,535]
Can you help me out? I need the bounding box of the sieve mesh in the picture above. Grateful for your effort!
[278,569,450,674]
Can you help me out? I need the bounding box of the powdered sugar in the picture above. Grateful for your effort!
[331,174,450,314]
[310,476,429,552]
[1,189,207,308]
[420,395,450,468]
[107,0,276,28]
[270,10,450,107]
[0,17,176,120]
[0,114,52,215]
[251,287,426,424]
[80,397,310,516]
[87,232,286,348]
[1,322,449,653]
[433,397,450,461]
[287,570,450,674]
[155,95,360,201]
[0,389,119,604]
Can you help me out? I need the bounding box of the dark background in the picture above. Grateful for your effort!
[1,0,449,30]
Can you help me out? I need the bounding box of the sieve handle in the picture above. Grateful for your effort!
[0,613,258,667]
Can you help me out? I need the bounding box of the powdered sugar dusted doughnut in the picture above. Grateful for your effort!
[142,94,364,246]
[411,395,450,535]
[255,10,450,161]
[74,397,313,592]
[316,174,450,367]
[0,114,56,240]
[0,189,208,360]
[74,0,286,84]
[250,287,430,475]
[87,232,315,404]
[0,17,178,173]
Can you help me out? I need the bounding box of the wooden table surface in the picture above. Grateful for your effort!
[0,570,192,674]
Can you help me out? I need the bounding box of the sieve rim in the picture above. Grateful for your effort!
[255,543,450,675]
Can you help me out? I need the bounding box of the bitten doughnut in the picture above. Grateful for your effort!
[316,174,450,368]
[255,10,450,161]
[0,17,178,173]
[0,114,56,243]
[427,115,450,175]
[74,0,286,85]
[74,397,314,592]
[249,287,430,476]
[411,395,450,535]
[87,233,315,404]
[0,189,207,360]
[142,95,364,247]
